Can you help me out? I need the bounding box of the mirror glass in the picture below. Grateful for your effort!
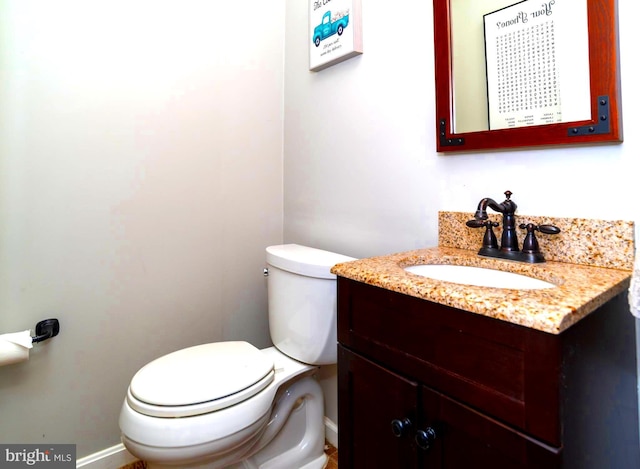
[451,0,590,133]
[433,0,622,152]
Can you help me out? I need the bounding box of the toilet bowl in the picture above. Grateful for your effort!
[119,244,355,468]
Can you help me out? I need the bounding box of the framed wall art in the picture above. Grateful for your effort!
[309,0,362,72]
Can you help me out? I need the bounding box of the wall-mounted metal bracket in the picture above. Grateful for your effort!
[568,96,611,136]
[439,119,465,147]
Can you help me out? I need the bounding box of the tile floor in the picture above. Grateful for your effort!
[118,442,338,469]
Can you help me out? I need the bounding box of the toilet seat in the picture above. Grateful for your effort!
[127,341,274,418]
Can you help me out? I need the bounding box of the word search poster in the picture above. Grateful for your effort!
[483,0,590,130]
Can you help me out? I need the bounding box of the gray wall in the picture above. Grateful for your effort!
[0,0,284,458]
[283,0,640,428]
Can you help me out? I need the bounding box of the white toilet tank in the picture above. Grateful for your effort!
[266,244,355,365]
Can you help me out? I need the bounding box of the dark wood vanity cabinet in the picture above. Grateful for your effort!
[337,277,638,468]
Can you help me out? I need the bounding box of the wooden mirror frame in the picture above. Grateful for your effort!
[433,0,622,152]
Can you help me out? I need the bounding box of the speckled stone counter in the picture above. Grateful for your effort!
[331,214,634,334]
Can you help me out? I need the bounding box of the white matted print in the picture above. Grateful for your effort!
[309,0,362,72]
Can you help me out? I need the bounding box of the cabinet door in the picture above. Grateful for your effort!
[339,346,420,469]
[420,385,561,469]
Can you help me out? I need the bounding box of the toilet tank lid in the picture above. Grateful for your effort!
[266,244,356,279]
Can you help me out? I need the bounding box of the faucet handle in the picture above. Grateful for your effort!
[519,223,560,253]
[466,219,486,228]
[538,224,561,235]
[466,219,499,229]
[467,219,499,249]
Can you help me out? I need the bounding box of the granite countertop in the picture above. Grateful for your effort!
[331,246,632,334]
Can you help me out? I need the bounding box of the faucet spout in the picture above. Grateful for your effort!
[474,198,504,220]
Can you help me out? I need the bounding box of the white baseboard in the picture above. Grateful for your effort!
[77,419,338,468]
[324,417,338,449]
[76,443,137,469]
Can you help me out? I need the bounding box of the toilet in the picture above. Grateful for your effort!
[119,244,355,469]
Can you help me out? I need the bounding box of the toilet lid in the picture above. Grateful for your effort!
[129,341,274,412]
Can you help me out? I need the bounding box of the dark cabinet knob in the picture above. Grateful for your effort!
[390,418,412,438]
[415,427,437,450]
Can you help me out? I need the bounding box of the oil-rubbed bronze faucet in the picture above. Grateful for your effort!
[473,190,519,253]
[466,190,560,263]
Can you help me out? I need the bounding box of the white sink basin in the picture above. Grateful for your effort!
[404,264,556,290]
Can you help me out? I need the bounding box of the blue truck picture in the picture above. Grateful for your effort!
[312,10,349,47]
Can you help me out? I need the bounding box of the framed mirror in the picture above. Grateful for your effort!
[433,0,622,152]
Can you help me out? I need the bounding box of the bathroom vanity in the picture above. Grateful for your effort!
[333,213,638,468]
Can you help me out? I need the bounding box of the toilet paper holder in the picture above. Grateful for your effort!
[32,318,60,344]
